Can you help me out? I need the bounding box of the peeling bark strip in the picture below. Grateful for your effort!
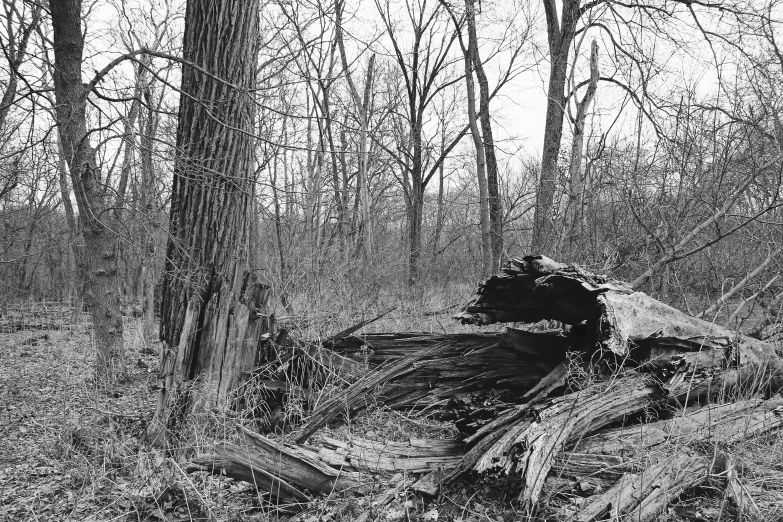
[464,376,661,507]
[149,0,268,446]
[189,428,453,500]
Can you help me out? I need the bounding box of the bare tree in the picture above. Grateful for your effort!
[530,0,739,256]
[452,4,491,276]
[0,0,42,226]
[0,1,40,135]
[464,0,503,270]
[531,0,581,254]
[375,0,462,286]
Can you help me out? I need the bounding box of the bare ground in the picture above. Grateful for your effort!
[0,320,264,522]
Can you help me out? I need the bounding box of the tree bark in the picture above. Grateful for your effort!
[433,121,446,261]
[408,180,424,286]
[149,0,269,446]
[456,256,783,406]
[51,0,125,385]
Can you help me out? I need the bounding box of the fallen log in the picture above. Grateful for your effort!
[190,255,783,518]
[250,330,569,435]
[187,445,312,503]
[330,330,569,403]
[442,361,570,486]
[448,256,783,510]
[189,428,460,505]
[0,321,68,333]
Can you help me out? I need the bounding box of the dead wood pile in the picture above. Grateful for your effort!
[188,255,783,520]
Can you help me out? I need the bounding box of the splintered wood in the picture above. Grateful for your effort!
[188,255,783,520]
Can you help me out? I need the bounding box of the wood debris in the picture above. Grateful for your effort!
[188,255,783,519]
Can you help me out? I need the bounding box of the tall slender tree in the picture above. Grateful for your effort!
[455,6,492,276]
[464,0,503,270]
[51,0,126,386]
[531,0,581,255]
[336,0,376,258]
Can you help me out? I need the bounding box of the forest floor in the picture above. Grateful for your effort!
[1,307,783,521]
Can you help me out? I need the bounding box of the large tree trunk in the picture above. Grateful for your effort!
[149,0,269,446]
[82,225,125,379]
[51,0,125,386]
